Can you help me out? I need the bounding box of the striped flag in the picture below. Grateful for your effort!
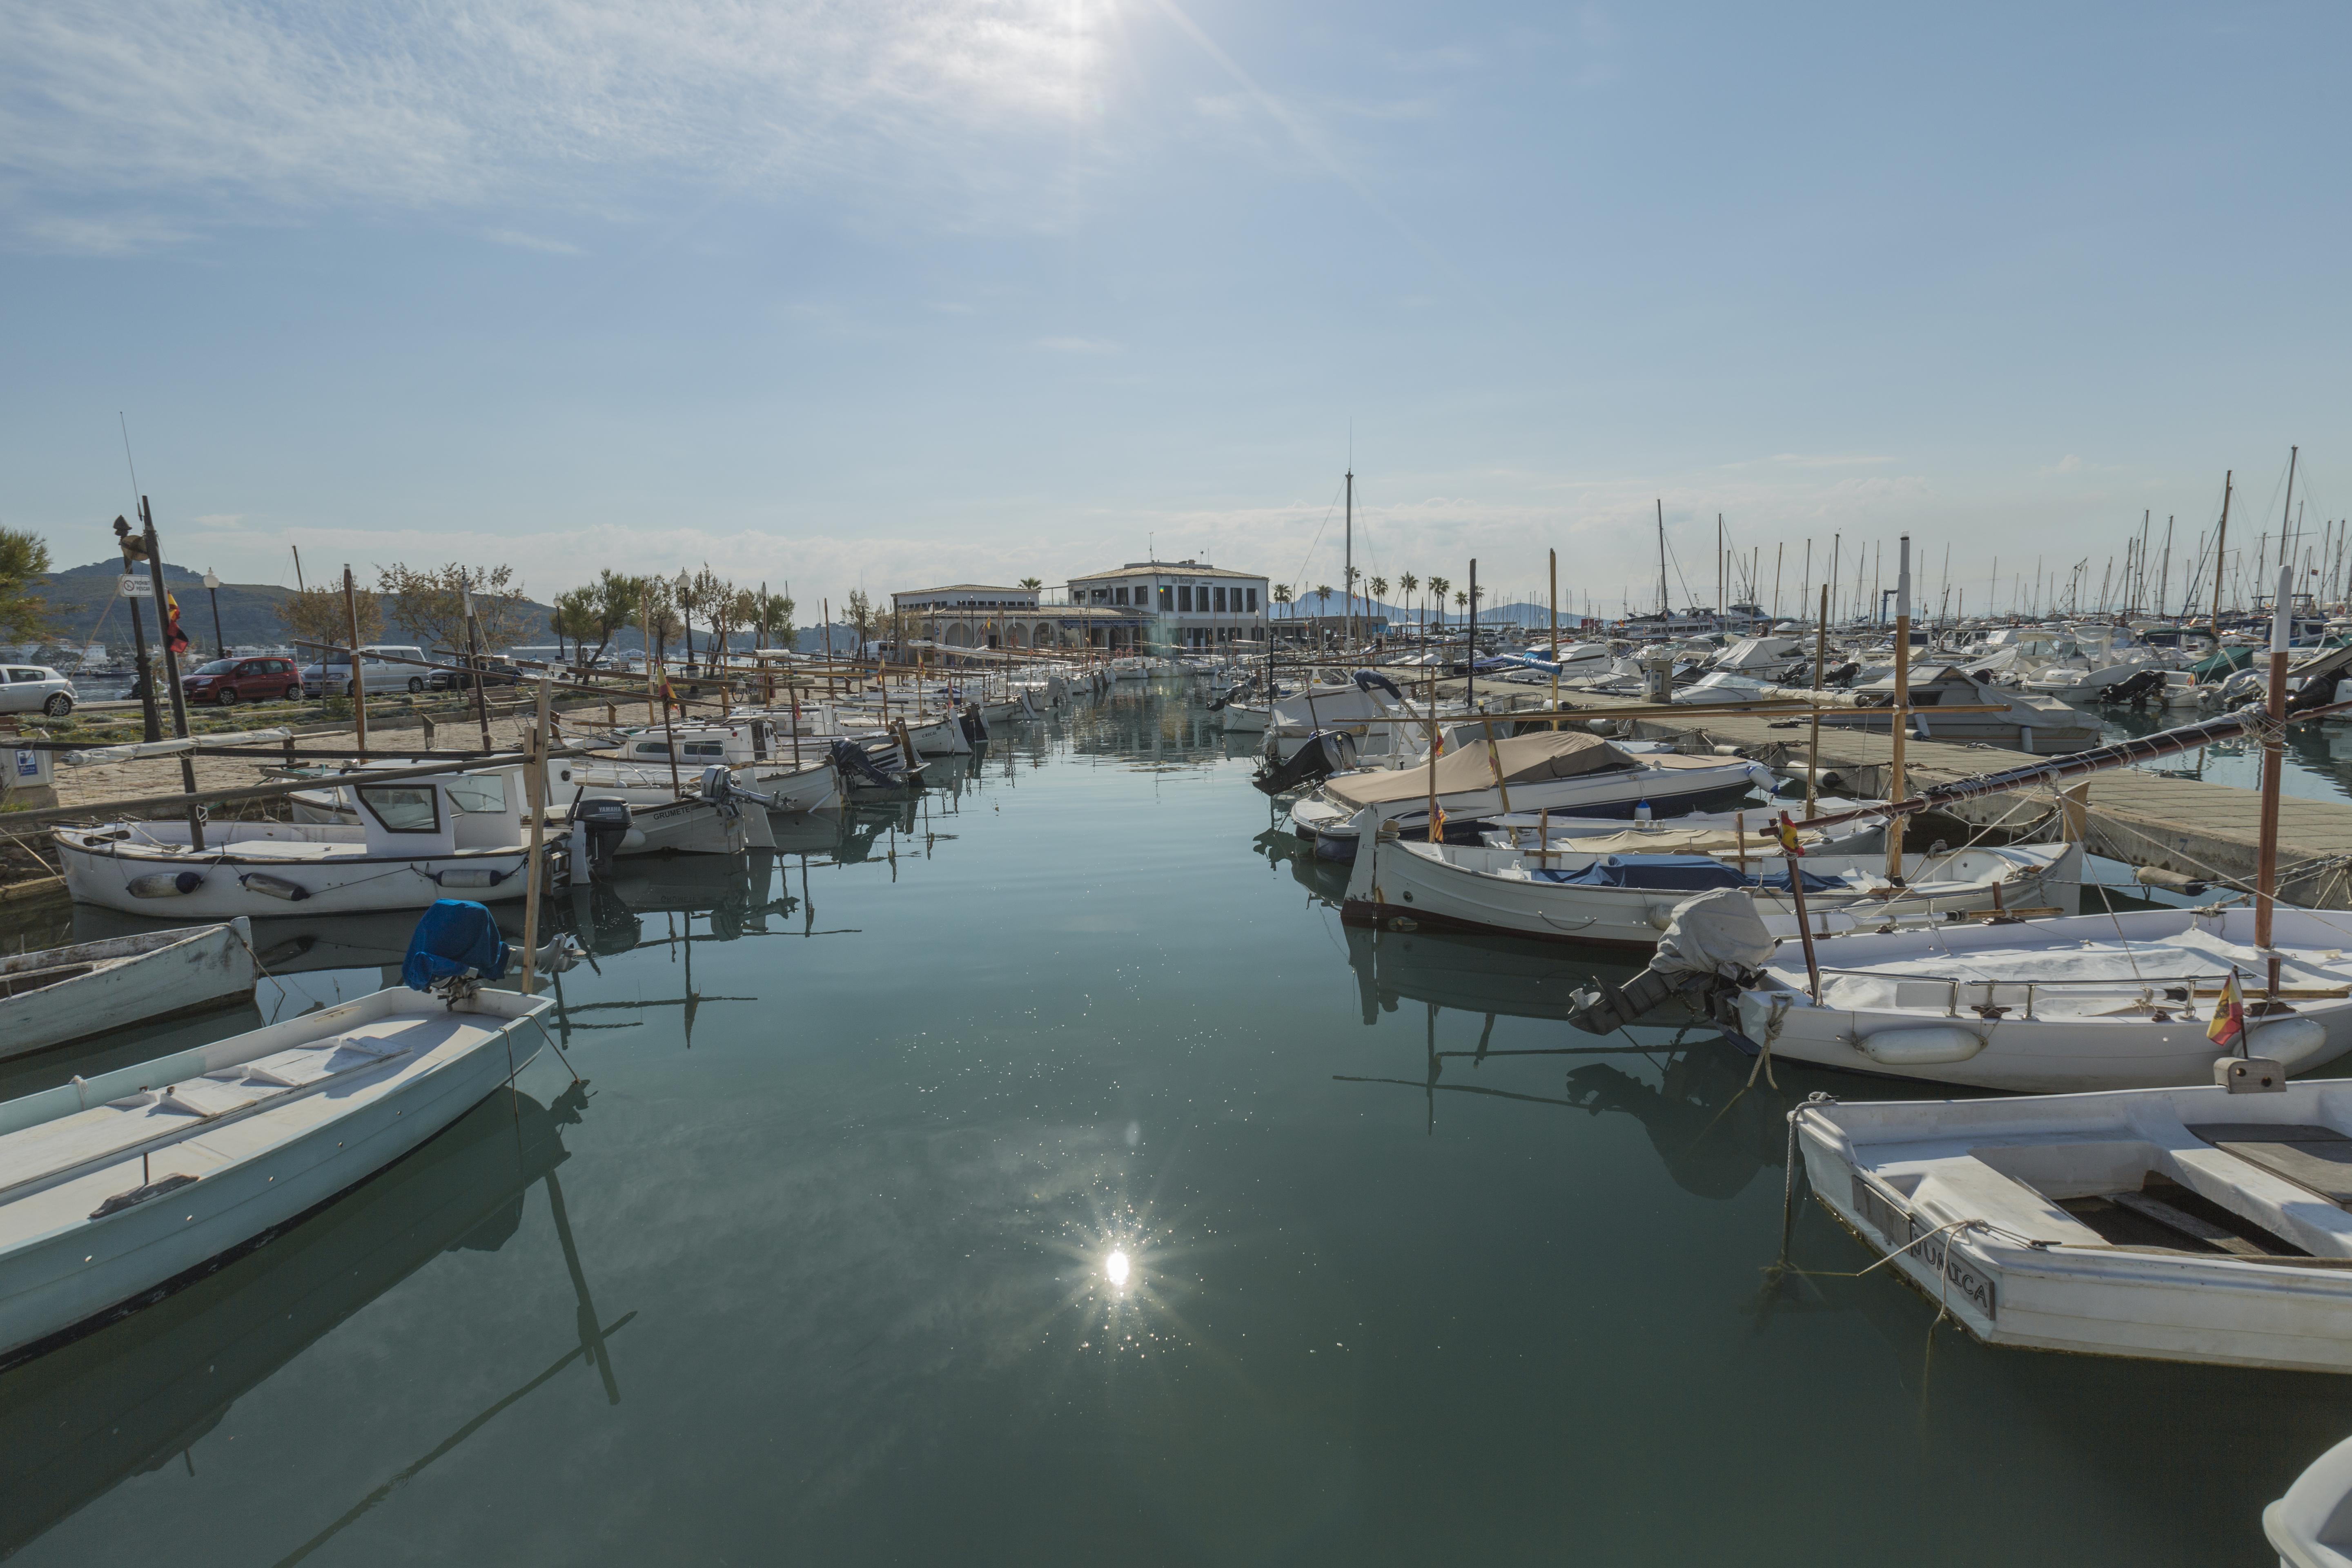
[2208,971,2246,1054]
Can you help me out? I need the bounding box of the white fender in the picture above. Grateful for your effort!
[2250,1016,2330,1065]
[1861,1025,1986,1066]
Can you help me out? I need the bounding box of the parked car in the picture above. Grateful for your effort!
[301,644,434,698]
[182,655,303,706]
[434,654,523,692]
[0,665,74,717]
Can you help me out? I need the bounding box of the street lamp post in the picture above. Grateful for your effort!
[203,569,226,658]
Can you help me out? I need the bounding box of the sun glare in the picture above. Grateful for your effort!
[1106,1249,1131,1288]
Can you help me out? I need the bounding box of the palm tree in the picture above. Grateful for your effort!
[1272,583,1293,623]
[1428,575,1450,631]
[1314,584,1334,621]
[1018,577,1042,590]
[1397,572,1418,631]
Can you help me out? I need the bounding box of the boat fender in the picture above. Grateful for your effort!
[433,866,512,889]
[2248,1016,2329,1065]
[238,872,311,902]
[1647,902,1681,931]
[1860,1025,1986,1066]
[127,869,204,898]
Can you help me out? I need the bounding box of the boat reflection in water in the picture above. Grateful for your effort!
[0,1081,619,1559]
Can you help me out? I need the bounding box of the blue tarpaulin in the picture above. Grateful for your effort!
[1532,855,1850,893]
[402,899,512,991]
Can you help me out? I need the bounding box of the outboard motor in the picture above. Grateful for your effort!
[829,736,903,789]
[402,898,511,1004]
[698,762,778,810]
[2102,668,2167,708]
[1252,729,1359,796]
[1566,889,1777,1035]
[1822,660,1860,689]
[1352,669,1403,700]
[573,796,633,882]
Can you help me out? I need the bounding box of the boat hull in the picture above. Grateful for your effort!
[56,836,535,919]
[0,987,549,1365]
[0,922,257,1058]
[1797,1085,2352,1373]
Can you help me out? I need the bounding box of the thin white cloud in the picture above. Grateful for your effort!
[1034,336,1121,354]
[0,0,1102,248]
[483,228,582,256]
[13,212,196,255]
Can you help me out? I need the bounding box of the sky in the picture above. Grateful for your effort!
[2,1,2347,623]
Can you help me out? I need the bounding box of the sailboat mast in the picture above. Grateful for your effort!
[1655,499,1668,617]
[2211,472,2233,648]
[2279,446,2299,571]
[1344,468,1354,651]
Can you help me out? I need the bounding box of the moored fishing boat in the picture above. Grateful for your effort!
[0,922,257,1058]
[0,912,550,1365]
[1790,1079,2352,1374]
[1345,827,2078,950]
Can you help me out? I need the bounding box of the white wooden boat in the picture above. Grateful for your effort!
[1733,906,2352,1092]
[1792,1078,2352,1374]
[1287,731,1774,861]
[0,921,257,1058]
[1345,829,2078,949]
[0,983,548,1363]
[57,768,545,918]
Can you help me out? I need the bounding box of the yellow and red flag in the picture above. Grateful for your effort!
[1775,811,1805,858]
[2208,971,2246,1054]
[1428,802,1447,842]
[163,591,190,656]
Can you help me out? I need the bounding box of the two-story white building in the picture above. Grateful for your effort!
[1065,560,1267,654]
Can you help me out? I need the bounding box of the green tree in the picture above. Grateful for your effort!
[551,586,599,668]
[1018,576,1043,590]
[1314,584,1334,617]
[0,529,53,642]
[751,587,795,651]
[1427,575,1450,629]
[376,563,530,659]
[845,588,874,659]
[278,581,382,660]
[1271,583,1293,621]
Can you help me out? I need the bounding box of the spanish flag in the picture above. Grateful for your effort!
[1775,811,1805,858]
[2208,971,2246,1054]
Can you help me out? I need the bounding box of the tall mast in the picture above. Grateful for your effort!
[2158,516,2173,620]
[2280,445,2299,570]
[1655,499,1668,616]
[1716,513,1724,626]
[2258,563,2292,995]
[2210,471,2233,647]
[1344,468,1354,650]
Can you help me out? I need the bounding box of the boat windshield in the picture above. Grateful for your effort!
[443,775,509,814]
[356,783,442,833]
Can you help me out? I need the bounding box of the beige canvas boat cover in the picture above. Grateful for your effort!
[1325,731,1634,807]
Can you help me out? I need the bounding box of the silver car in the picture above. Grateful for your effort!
[0,666,74,717]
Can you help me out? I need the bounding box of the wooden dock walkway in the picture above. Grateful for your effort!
[1440,683,2352,911]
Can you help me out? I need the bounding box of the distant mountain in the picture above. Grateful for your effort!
[29,561,556,657]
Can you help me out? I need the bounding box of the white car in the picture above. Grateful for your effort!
[0,665,74,717]
[301,644,434,698]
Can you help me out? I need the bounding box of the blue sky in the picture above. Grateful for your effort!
[2,1,2345,620]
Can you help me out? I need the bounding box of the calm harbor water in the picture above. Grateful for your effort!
[9,688,2352,1565]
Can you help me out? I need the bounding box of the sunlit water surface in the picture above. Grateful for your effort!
[5,688,2351,1566]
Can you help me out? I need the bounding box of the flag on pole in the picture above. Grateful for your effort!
[2208,971,2246,1054]
[657,674,677,709]
[163,590,190,656]
[1429,802,1446,842]
[1776,811,1805,857]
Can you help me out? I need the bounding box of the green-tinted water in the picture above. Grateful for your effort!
[4,688,2346,1565]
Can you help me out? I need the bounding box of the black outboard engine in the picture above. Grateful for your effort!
[1566,889,1778,1036]
[1252,729,1359,796]
[1822,660,1860,689]
[1207,682,1248,713]
[574,797,633,882]
[2102,668,2167,708]
[829,736,902,789]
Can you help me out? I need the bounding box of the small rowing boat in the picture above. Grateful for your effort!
[0,921,257,1058]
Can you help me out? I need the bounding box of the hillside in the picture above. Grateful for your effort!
[29,561,558,657]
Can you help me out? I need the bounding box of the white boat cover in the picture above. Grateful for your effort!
[1655,889,1779,978]
[1322,731,1634,808]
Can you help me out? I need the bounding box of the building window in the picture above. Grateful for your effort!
[1214,586,1228,611]
[1113,587,1127,606]
[1158,586,1172,611]
[1247,588,1258,612]
[1178,586,1192,612]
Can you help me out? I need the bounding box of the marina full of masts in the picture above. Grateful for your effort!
[20,518,2352,1558]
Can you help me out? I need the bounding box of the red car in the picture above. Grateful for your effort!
[182,656,303,706]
